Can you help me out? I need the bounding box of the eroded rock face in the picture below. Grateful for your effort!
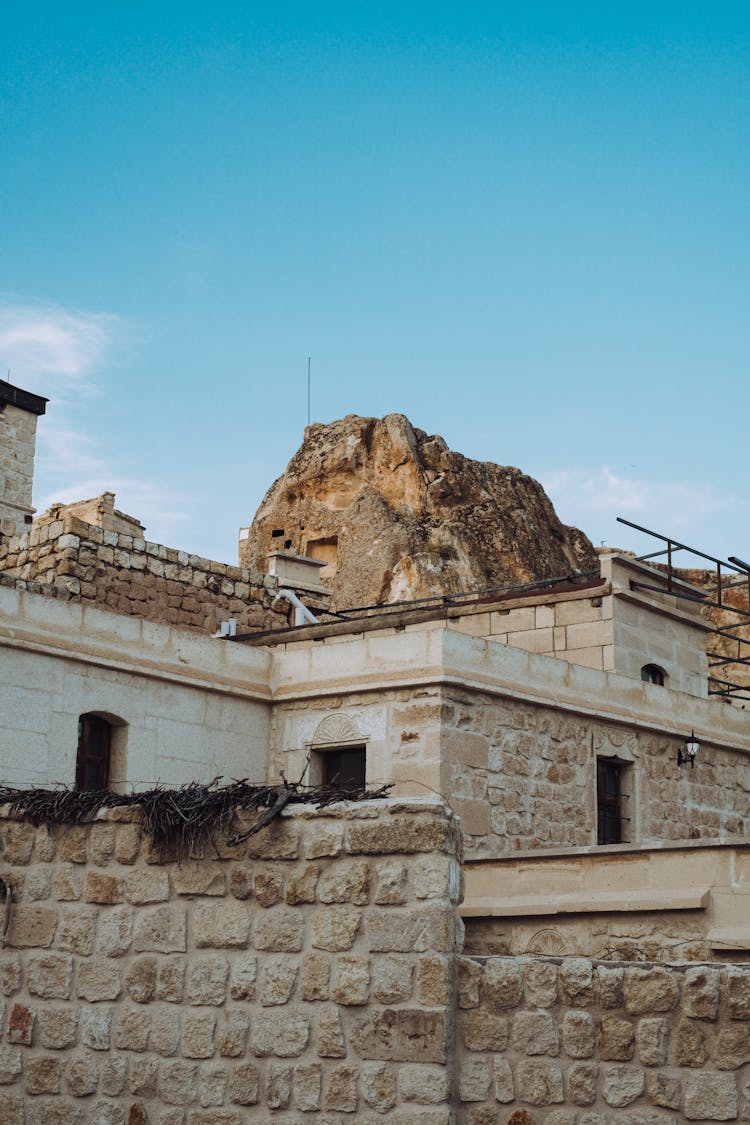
[241,414,596,609]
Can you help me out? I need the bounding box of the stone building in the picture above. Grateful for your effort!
[1,384,750,1120]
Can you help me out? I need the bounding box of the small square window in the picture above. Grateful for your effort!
[317,746,366,792]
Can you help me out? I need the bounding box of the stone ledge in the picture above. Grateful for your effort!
[460,887,710,919]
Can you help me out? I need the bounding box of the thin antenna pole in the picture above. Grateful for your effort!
[307,356,311,427]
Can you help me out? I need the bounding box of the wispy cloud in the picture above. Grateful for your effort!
[0,300,123,393]
[2,297,188,543]
[540,466,737,553]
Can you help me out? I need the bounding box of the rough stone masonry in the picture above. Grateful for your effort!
[2,797,750,1122]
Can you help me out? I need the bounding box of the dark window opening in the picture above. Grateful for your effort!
[271,529,285,538]
[76,714,112,791]
[284,539,292,549]
[597,758,630,844]
[319,747,366,793]
[641,663,665,686]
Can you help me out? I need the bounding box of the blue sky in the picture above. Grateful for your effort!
[2,3,748,567]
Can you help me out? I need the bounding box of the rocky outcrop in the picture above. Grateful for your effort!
[241,414,597,610]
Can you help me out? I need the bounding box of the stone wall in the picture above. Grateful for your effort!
[0,401,40,538]
[441,687,750,856]
[456,954,750,1122]
[0,798,463,1123]
[0,512,289,634]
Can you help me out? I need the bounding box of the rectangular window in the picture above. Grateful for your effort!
[318,746,366,792]
[76,715,112,791]
[597,758,630,844]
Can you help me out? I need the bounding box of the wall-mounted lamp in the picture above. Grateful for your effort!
[677,731,699,768]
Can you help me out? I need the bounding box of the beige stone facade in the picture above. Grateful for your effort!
[2,798,750,1122]
[0,380,47,539]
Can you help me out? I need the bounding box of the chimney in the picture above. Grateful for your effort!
[0,379,48,539]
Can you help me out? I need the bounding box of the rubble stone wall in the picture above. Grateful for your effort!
[0,799,463,1123]
[442,687,750,856]
[456,954,750,1123]
[0,512,288,634]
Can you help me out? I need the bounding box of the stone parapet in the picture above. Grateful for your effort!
[0,512,289,634]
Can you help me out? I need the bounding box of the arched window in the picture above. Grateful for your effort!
[641,664,666,686]
[75,714,115,791]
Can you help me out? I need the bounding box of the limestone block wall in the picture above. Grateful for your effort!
[456,954,750,1122]
[441,687,750,856]
[0,402,39,538]
[0,512,289,634]
[0,798,463,1123]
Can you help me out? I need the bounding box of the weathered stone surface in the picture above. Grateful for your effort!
[65,1051,99,1095]
[0,953,22,996]
[7,1001,34,1044]
[684,1072,738,1120]
[285,863,319,905]
[568,1061,598,1106]
[160,1059,198,1105]
[0,1045,22,1084]
[483,959,523,1010]
[300,952,330,1001]
[524,960,559,1008]
[374,860,408,904]
[600,1015,635,1061]
[113,1007,151,1052]
[648,1070,681,1109]
[318,1005,347,1058]
[259,955,299,1006]
[355,1009,447,1063]
[373,954,413,1008]
[228,864,253,901]
[77,958,122,1002]
[81,1006,113,1051]
[637,1018,669,1066]
[124,956,157,1004]
[95,905,133,957]
[182,1011,216,1059]
[561,1010,595,1058]
[683,967,720,1019]
[217,1009,250,1058]
[157,958,186,1003]
[242,413,595,608]
[252,1009,310,1057]
[457,957,482,1009]
[253,869,284,907]
[185,957,229,1006]
[601,1064,645,1107]
[171,863,226,897]
[294,1063,322,1111]
[150,1006,181,1056]
[459,1056,492,1102]
[493,1056,515,1103]
[313,904,361,951]
[27,952,72,998]
[332,955,370,1005]
[325,1064,359,1112]
[228,955,257,1002]
[129,1056,158,1097]
[193,902,250,949]
[125,868,170,905]
[675,1017,708,1067]
[716,1023,750,1070]
[37,1006,79,1049]
[25,1055,62,1094]
[514,1059,564,1105]
[85,871,122,904]
[416,954,452,1006]
[560,958,594,1005]
[348,815,454,857]
[461,1010,509,1052]
[55,905,97,955]
[252,906,305,952]
[133,906,187,953]
[366,904,452,953]
[727,967,750,1020]
[228,1062,260,1104]
[512,1009,559,1056]
[8,904,57,948]
[624,968,679,1014]
[318,860,369,904]
[361,1061,397,1112]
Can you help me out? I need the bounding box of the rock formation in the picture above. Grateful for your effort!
[241,413,597,610]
